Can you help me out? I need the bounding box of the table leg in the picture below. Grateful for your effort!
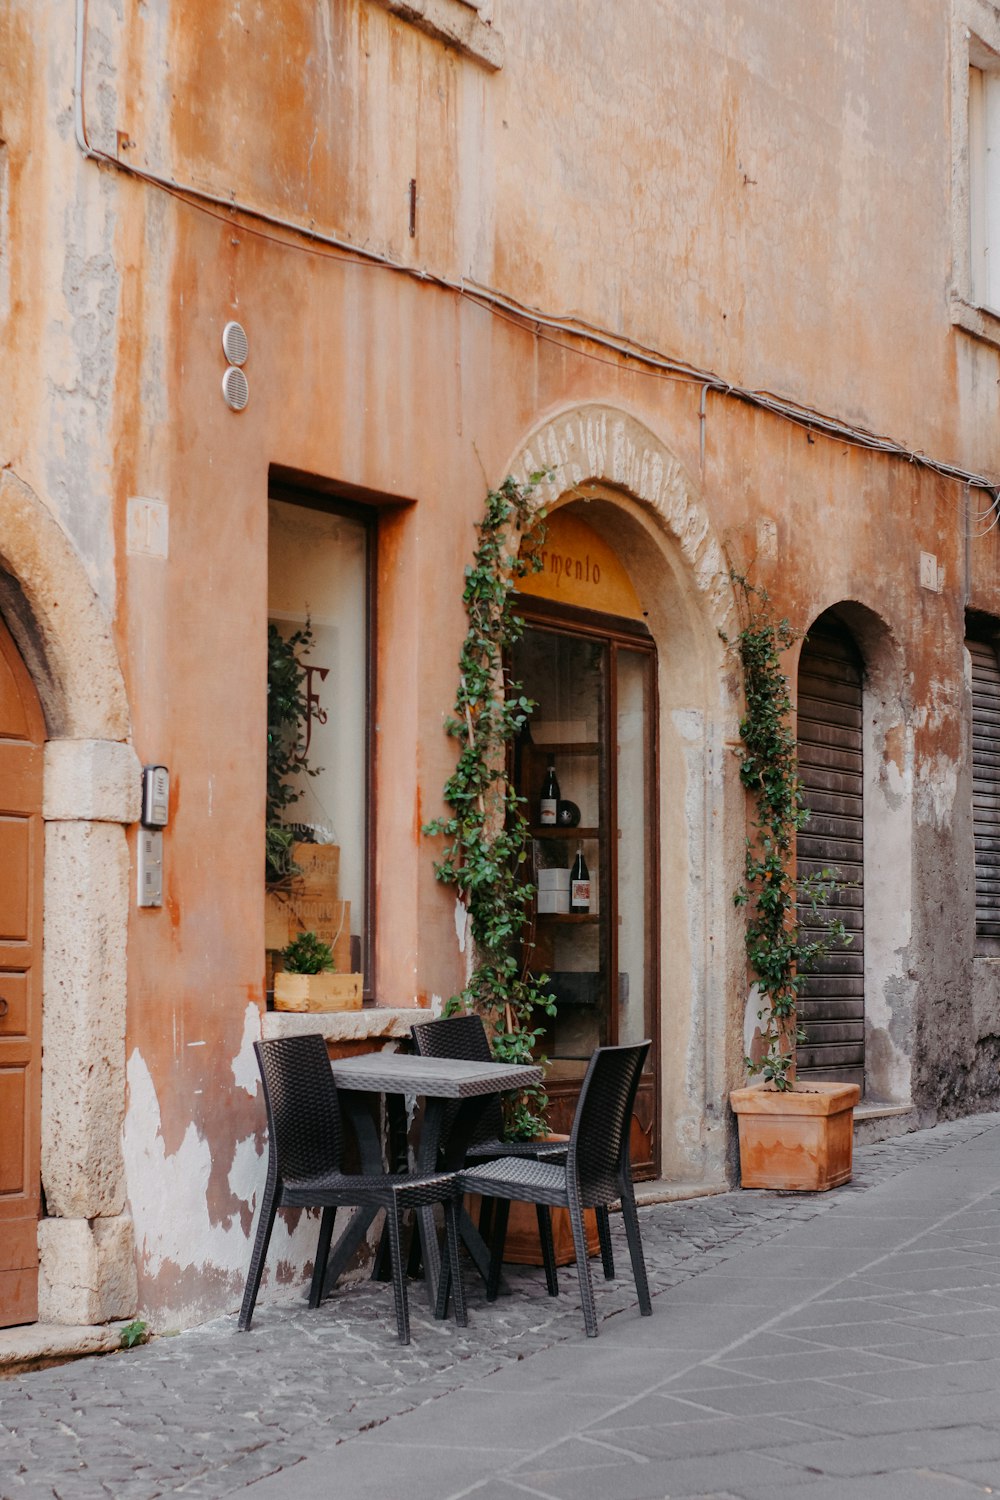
[415,1094,499,1305]
[414,1100,444,1307]
[458,1206,492,1282]
[321,1089,385,1298]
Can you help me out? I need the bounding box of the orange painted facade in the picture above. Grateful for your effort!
[1,0,1000,1329]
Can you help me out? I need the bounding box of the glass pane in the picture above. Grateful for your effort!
[616,646,654,1050]
[268,499,369,980]
[511,626,607,1074]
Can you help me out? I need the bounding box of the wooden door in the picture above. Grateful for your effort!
[796,618,865,1092]
[0,614,44,1327]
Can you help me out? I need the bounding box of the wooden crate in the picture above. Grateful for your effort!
[273,972,363,1012]
[266,893,351,973]
[289,841,340,897]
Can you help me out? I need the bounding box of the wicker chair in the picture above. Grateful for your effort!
[410,1013,615,1293]
[442,1041,652,1338]
[238,1034,466,1345]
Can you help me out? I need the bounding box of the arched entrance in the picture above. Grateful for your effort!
[796,613,866,1092]
[513,508,659,1171]
[504,404,743,1189]
[0,615,44,1326]
[0,468,139,1327]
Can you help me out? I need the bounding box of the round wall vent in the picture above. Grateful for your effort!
[222,320,248,366]
[222,366,249,411]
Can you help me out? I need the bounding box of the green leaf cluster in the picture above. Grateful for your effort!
[282,931,336,975]
[730,573,851,1091]
[266,621,320,883]
[119,1319,149,1349]
[424,475,557,1138]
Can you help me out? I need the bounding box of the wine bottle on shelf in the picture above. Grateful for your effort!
[539,759,560,825]
[570,846,590,913]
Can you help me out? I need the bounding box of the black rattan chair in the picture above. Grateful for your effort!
[410,1013,615,1293]
[442,1041,652,1338]
[238,1033,466,1344]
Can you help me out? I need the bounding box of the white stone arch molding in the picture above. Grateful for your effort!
[508,403,734,640]
[502,404,743,1191]
[0,467,141,1326]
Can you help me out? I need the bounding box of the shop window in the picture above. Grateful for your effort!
[267,496,375,997]
[967,634,1000,941]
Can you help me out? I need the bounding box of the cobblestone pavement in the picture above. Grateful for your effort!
[1,1113,997,1499]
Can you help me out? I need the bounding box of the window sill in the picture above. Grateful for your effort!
[367,0,503,69]
[261,1007,421,1044]
[951,293,1000,349]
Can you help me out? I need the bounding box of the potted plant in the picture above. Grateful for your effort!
[273,931,362,1012]
[727,573,860,1191]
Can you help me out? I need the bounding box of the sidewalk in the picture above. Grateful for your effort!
[4,1113,1000,1498]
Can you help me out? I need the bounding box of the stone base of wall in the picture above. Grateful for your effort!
[37,1215,138,1326]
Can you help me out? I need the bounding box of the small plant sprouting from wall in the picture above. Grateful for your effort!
[424,474,556,1138]
[119,1319,149,1349]
[729,571,850,1092]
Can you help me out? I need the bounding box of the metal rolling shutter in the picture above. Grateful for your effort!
[796,621,865,1092]
[968,638,1000,939]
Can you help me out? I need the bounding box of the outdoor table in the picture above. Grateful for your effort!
[324,1051,543,1309]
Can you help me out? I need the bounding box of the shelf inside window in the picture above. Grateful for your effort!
[527,742,600,756]
[530,826,599,839]
[536,912,600,924]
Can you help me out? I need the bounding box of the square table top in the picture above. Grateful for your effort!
[330,1051,543,1099]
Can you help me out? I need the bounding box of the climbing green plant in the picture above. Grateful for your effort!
[266,621,320,884]
[730,572,850,1091]
[281,931,336,975]
[424,474,556,1138]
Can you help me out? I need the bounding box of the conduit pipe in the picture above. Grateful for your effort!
[73,0,1000,519]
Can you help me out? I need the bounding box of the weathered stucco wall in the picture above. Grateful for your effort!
[3,0,1000,1328]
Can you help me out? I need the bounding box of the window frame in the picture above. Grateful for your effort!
[267,481,379,1002]
[951,2,1000,344]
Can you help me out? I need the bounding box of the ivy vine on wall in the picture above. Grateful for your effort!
[729,571,849,1092]
[424,474,556,1138]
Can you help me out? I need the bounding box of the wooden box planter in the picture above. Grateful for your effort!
[272,972,363,1013]
[730,1080,861,1191]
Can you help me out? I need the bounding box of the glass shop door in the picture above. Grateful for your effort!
[511,607,659,1176]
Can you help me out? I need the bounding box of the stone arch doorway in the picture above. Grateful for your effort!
[795,600,913,1107]
[0,469,140,1327]
[796,612,866,1091]
[505,405,744,1189]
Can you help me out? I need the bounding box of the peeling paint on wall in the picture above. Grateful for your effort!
[231,1002,261,1097]
[123,1049,316,1323]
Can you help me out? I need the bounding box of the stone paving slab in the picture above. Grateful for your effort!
[2,1111,1000,1498]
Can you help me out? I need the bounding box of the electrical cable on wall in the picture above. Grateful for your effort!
[73,0,1000,528]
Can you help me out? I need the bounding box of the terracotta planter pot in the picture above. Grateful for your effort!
[729,1080,861,1191]
[272,971,363,1012]
[466,1135,601,1266]
[500,1200,602,1265]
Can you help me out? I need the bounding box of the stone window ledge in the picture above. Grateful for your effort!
[367,0,503,69]
[951,292,1000,349]
[261,1008,421,1044]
